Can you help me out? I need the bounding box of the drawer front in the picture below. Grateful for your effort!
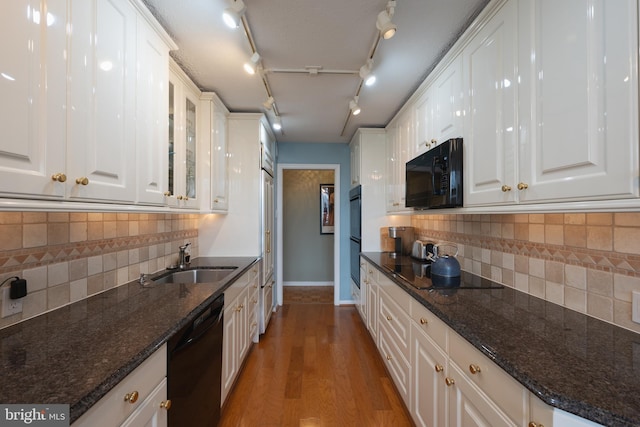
[379,327,411,405]
[449,331,528,424]
[410,299,448,351]
[73,344,167,427]
[379,288,411,359]
[377,273,411,309]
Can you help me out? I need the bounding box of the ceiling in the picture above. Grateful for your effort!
[143,0,489,144]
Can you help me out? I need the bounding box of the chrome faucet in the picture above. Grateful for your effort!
[179,242,191,269]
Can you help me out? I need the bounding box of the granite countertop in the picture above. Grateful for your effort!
[0,256,258,424]
[362,252,640,427]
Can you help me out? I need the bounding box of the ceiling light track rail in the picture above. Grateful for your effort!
[266,68,359,76]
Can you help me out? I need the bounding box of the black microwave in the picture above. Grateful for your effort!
[405,138,463,209]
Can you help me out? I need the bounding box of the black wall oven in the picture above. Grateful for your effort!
[349,186,361,287]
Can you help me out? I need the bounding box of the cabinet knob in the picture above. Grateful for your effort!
[386,354,392,361]
[160,400,172,410]
[75,177,89,186]
[469,364,481,375]
[420,317,428,325]
[164,191,171,196]
[386,315,392,321]
[434,364,444,373]
[528,423,544,427]
[124,391,139,404]
[501,185,512,192]
[213,198,219,203]
[517,182,529,190]
[51,173,67,183]
[445,377,455,387]
[177,195,183,200]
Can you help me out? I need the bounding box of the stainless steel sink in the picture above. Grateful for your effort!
[153,267,237,284]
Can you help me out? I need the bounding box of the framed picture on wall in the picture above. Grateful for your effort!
[320,184,334,234]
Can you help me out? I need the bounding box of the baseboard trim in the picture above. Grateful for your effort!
[283,281,334,287]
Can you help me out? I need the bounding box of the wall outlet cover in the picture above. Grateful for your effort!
[1,287,23,318]
[633,290,640,324]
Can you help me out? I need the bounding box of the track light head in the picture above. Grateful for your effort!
[376,1,397,39]
[349,98,361,116]
[263,96,275,110]
[244,52,261,75]
[359,60,376,86]
[223,0,246,29]
[273,116,282,131]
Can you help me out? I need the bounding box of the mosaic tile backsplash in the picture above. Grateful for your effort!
[0,212,199,329]
[409,213,640,334]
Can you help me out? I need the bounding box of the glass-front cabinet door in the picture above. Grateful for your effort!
[167,62,199,208]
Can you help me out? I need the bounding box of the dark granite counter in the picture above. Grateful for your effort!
[362,252,640,427]
[0,256,258,423]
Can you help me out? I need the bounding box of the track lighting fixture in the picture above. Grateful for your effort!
[349,98,361,116]
[376,1,397,40]
[273,116,282,131]
[222,0,246,29]
[359,59,376,86]
[263,96,275,110]
[244,52,261,75]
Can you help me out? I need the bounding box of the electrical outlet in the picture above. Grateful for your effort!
[2,287,23,318]
[633,290,640,324]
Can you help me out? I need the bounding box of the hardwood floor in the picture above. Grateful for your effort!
[219,300,414,426]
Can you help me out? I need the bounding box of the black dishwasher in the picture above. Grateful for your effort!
[168,293,224,427]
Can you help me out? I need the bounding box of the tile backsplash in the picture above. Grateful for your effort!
[0,212,199,329]
[411,213,640,334]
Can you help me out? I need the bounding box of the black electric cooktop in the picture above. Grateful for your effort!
[379,253,504,291]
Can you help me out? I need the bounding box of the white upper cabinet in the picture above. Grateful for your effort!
[414,56,463,157]
[517,0,639,203]
[0,0,67,200]
[167,62,201,209]
[200,93,230,212]
[386,109,413,213]
[136,14,171,205]
[463,0,518,206]
[68,0,137,203]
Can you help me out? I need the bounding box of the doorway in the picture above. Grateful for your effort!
[276,164,340,306]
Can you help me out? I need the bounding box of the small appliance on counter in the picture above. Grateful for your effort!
[411,239,435,261]
[430,243,461,287]
[388,226,414,257]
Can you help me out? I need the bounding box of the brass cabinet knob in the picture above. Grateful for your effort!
[434,364,444,373]
[420,317,428,325]
[501,185,512,192]
[213,198,219,203]
[75,177,89,186]
[517,182,529,190]
[469,364,481,375]
[163,191,171,196]
[124,391,139,404]
[184,196,189,200]
[177,195,183,200]
[160,400,172,410]
[528,423,544,427]
[386,355,392,361]
[386,315,392,321]
[445,377,455,387]
[392,202,400,207]
[51,173,67,183]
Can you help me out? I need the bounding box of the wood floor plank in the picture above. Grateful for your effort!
[219,299,414,426]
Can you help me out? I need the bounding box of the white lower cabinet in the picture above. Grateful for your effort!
[221,265,259,405]
[73,344,168,427]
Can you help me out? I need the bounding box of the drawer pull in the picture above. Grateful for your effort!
[386,315,392,321]
[160,400,172,410]
[419,317,428,325]
[528,423,544,427]
[163,191,171,196]
[386,355,392,361]
[445,377,455,387]
[235,304,244,312]
[469,364,481,375]
[434,364,444,373]
[124,391,139,404]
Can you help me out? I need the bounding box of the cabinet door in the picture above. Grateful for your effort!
[136,18,170,205]
[350,137,361,187]
[433,55,463,144]
[463,0,518,206]
[518,0,639,203]
[412,324,448,427]
[211,108,229,211]
[414,89,435,156]
[221,302,238,404]
[0,0,66,199]
[367,274,378,341]
[68,0,136,203]
[262,172,274,282]
[236,288,250,363]
[448,363,516,427]
[385,124,400,212]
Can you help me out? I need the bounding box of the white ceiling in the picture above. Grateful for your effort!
[143,0,489,144]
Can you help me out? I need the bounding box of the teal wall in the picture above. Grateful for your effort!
[277,142,351,301]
